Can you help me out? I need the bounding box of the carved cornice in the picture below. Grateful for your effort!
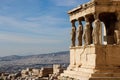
[68,0,120,15]
[68,1,96,15]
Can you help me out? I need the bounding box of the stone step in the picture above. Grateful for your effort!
[92,73,120,77]
[61,70,91,78]
[61,70,120,80]
[89,77,120,80]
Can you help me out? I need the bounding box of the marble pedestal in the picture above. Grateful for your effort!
[60,45,120,80]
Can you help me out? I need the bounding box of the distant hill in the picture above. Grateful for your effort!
[0,51,69,73]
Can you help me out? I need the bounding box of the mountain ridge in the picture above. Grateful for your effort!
[0,51,70,73]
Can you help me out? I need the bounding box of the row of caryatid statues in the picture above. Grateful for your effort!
[71,15,102,47]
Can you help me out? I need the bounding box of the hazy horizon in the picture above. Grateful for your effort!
[0,50,69,57]
[0,0,89,56]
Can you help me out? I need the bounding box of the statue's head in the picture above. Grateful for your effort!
[84,16,89,22]
[71,20,76,27]
[93,13,99,20]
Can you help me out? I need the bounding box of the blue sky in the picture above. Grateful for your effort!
[0,0,89,56]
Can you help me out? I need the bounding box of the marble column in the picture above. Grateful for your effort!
[83,16,91,45]
[77,20,83,46]
[115,12,120,44]
[70,20,76,47]
[92,13,102,45]
[115,12,120,30]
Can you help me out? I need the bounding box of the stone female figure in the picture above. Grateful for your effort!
[83,22,91,45]
[71,25,76,47]
[77,22,83,46]
[92,19,102,45]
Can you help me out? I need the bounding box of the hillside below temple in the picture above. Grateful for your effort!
[60,0,120,80]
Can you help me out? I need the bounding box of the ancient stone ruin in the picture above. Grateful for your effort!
[60,0,120,80]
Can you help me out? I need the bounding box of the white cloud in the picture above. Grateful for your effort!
[0,15,68,35]
[51,0,79,6]
[0,16,38,29]
[0,15,70,44]
[0,30,69,56]
[25,15,67,27]
[51,0,90,7]
[0,32,60,44]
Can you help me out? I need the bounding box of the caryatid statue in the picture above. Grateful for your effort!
[92,14,102,45]
[77,20,83,46]
[114,13,120,45]
[114,30,120,45]
[71,20,76,47]
[83,16,91,45]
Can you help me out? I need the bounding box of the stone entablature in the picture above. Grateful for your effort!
[68,0,120,21]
